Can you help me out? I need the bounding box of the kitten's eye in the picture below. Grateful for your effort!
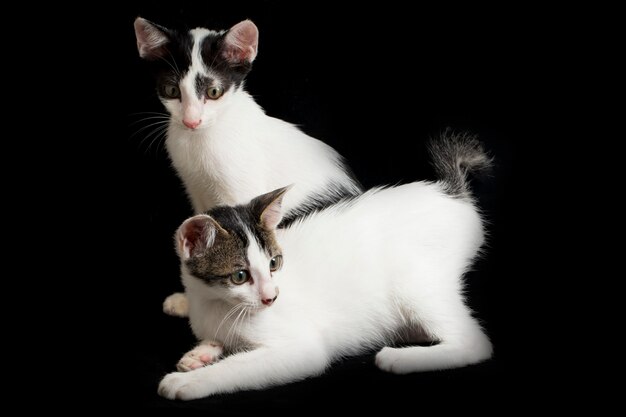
[162,84,180,99]
[207,86,224,100]
[230,270,249,285]
[269,255,283,272]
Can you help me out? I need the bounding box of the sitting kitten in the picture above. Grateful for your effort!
[158,133,494,400]
[133,18,362,316]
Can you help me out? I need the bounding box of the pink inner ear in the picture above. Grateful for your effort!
[261,205,282,230]
[182,223,202,255]
[134,18,168,59]
[223,20,259,63]
[177,215,216,259]
[182,237,195,258]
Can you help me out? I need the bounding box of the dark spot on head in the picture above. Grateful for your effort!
[209,204,281,256]
[279,181,362,228]
[139,24,254,100]
[195,74,215,99]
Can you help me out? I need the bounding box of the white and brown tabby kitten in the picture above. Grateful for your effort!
[158,133,493,400]
[134,18,362,315]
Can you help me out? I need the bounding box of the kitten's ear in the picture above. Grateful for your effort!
[254,185,293,230]
[221,20,259,64]
[176,215,228,260]
[134,17,170,60]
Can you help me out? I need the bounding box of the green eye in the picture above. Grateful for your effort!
[162,84,180,99]
[207,85,224,100]
[230,270,249,285]
[269,255,283,272]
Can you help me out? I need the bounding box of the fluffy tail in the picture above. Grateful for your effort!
[428,129,492,200]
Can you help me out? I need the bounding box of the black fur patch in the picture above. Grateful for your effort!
[201,35,252,89]
[209,205,252,249]
[142,23,253,100]
[195,74,211,98]
[149,30,194,97]
[279,181,361,228]
[210,203,279,255]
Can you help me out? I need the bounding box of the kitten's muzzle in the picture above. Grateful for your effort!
[259,281,279,307]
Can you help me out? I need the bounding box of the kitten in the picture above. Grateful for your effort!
[133,18,362,316]
[158,132,494,400]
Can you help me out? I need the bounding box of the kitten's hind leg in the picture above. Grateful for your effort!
[177,341,224,372]
[163,292,189,317]
[376,300,492,374]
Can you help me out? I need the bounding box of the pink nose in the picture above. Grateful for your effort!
[183,119,201,129]
[262,295,278,306]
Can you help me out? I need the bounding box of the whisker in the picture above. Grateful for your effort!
[214,303,245,341]
[154,130,169,156]
[224,305,248,348]
[131,120,169,142]
[137,123,168,152]
[129,115,170,127]
[143,126,168,155]
[224,307,245,347]
[130,116,170,126]
[128,111,170,117]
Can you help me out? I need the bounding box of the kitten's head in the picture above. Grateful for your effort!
[134,17,258,130]
[176,186,290,308]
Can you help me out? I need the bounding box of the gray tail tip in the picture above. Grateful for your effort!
[429,128,493,176]
[428,129,493,198]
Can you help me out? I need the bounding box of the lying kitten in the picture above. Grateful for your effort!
[134,18,361,316]
[159,133,493,400]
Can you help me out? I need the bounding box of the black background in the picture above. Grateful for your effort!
[75,0,527,412]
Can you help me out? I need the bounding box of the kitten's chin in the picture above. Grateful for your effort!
[183,124,211,132]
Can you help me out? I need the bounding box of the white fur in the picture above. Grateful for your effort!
[178,29,215,125]
[159,182,493,400]
[246,235,278,303]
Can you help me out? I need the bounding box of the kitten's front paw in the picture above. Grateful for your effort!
[177,342,223,372]
[158,371,210,401]
[163,292,189,317]
[375,347,406,374]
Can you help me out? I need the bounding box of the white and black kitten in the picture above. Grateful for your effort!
[133,18,361,219]
[134,18,362,315]
[158,133,493,400]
